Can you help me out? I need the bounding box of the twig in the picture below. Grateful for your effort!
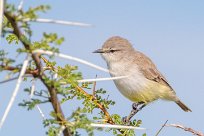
[0,74,33,84]
[155,120,168,136]
[0,0,4,38]
[40,56,58,79]
[0,54,30,129]
[41,56,57,72]
[166,124,204,136]
[34,91,49,99]
[0,77,19,84]
[74,85,114,124]
[0,64,39,84]
[92,75,97,98]
[23,18,92,27]
[0,65,39,76]
[32,49,109,73]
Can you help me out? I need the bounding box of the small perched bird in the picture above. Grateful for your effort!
[93,36,191,121]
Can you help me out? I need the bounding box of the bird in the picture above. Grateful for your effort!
[93,36,191,121]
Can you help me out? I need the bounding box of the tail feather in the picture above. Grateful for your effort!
[176,100,192,112]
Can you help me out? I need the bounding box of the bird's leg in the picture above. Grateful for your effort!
[123,102,146,124]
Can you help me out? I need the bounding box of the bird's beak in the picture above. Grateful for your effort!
[93,48,104,53]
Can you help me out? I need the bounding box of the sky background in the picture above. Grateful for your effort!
[0,0,204,136]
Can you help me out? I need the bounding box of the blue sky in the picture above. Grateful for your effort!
[1,0,204,136]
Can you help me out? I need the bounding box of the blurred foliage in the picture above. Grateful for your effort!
[1,2,145,136]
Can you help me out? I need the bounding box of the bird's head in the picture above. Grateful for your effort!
[93,36,133,63]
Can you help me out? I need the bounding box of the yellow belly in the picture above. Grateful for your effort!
[133,81,176,103]
[115,79,177,104]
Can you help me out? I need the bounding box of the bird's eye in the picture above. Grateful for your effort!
[110,49,115,53]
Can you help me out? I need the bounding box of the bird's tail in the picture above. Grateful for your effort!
[176,100,192,112]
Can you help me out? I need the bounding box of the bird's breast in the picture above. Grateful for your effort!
[108,62,174,103]
[108,62,150,101]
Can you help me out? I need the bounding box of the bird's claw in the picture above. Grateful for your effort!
[132,103,139,110]
[123,103,146,123]
[122,116,130,125]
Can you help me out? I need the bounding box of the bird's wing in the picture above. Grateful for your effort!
[134,51,174,91]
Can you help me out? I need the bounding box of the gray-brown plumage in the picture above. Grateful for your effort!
[94,36,191,112]
[133,49,191,112]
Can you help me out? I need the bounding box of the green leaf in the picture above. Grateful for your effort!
[6,34,19,44]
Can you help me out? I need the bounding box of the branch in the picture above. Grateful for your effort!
[92,75,97,98]
[23,18,93,27]
[4,11,72,136]
[39,57,130,134]
[0,74,34,84]
[74,85,114,124]
[155,120,168,136]
[0,65,39,76]
[73,84,132,136]
[166,124,204,136]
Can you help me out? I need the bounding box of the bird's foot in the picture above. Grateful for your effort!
[123,102,146,124]
[122,116,130,125]
[132,102,140,110]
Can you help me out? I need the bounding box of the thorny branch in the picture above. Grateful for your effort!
[40,56,126,134]
[166,124,204,136]
[4,11,72,136]
[3,10,124,136]
[1,58,115,126]
[75,85,114,124]
[41,57,115,124]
